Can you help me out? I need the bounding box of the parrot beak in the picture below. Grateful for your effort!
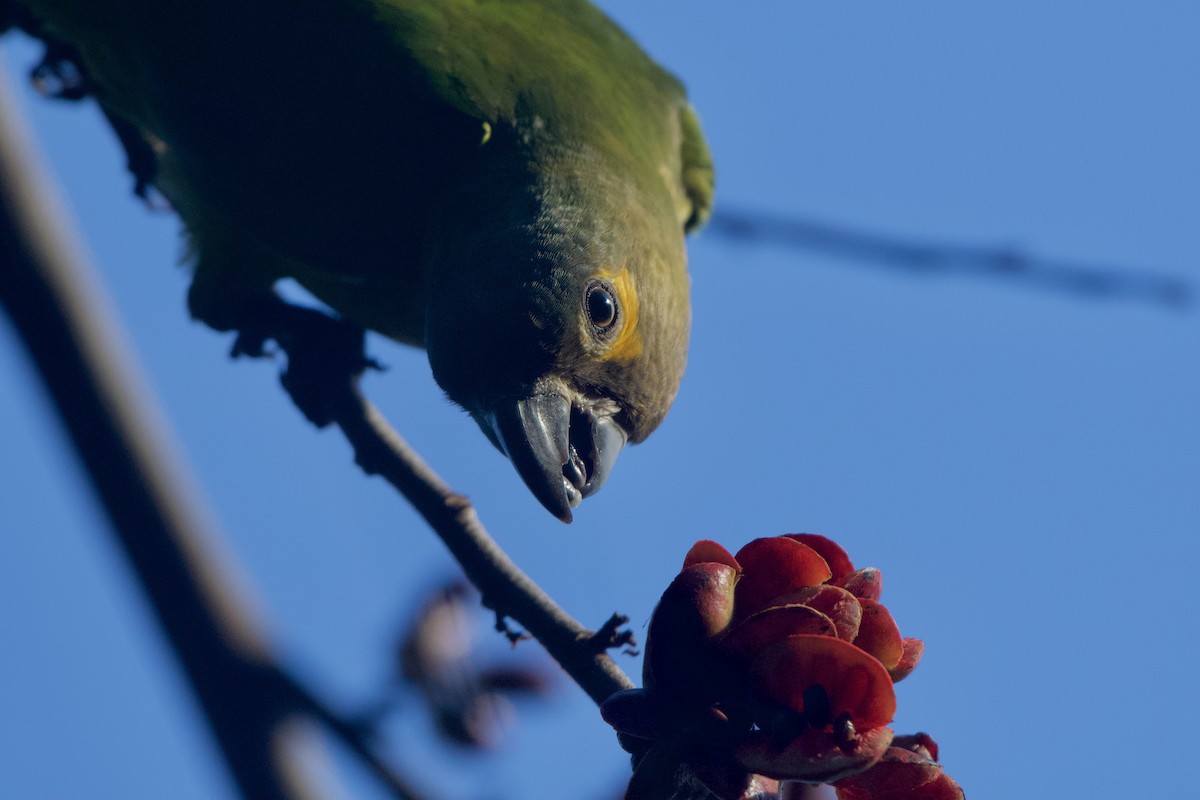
[480,391,627,523]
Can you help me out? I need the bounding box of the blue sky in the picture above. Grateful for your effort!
[2,3,1198,798]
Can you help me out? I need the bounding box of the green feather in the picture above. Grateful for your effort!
[15,0,715,502]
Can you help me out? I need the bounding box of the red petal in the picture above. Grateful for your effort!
[889,639,925,683]
[685,540,742,571]
[834,746,965,800]
[734,538,833,621]
[853,600,904,670]
[751,635,896,729]
[644,563,739,693]
[839,568,883,601]
[892,732,940,762]
[772,584,863,642]
[735,725,892,783]
[660,563,739,637]
[722,604,838,656]
[785,534,855,580]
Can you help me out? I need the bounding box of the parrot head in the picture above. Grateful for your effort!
[423,145,690,522]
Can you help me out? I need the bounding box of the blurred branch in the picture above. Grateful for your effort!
[283,674,432,800]
[708,208,1193,310]
[0,66,430,800]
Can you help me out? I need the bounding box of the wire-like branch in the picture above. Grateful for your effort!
[708,208,1193,310]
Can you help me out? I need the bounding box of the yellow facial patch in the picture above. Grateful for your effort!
[596,266,642,363]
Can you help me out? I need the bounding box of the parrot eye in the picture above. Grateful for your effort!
[585,281,618,333]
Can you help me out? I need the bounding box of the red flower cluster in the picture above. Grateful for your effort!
[602,534,962,800]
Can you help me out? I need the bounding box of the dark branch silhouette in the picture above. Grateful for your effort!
[708,208,1193,310]
[0,69,431,800]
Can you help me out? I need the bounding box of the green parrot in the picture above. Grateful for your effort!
[7,0,714,521]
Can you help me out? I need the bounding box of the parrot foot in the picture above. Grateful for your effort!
[231,296,381,427]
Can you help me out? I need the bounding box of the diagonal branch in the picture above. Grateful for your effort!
[326,382,635,706]
[0,64,432,800]
[1,65,309,800]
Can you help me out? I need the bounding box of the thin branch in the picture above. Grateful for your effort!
[708,208,1194,310]
[327,384,636,706]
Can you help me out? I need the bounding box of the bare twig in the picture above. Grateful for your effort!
[327,383,636,706]
[709,208,1194,310]
[591,613,637,655]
